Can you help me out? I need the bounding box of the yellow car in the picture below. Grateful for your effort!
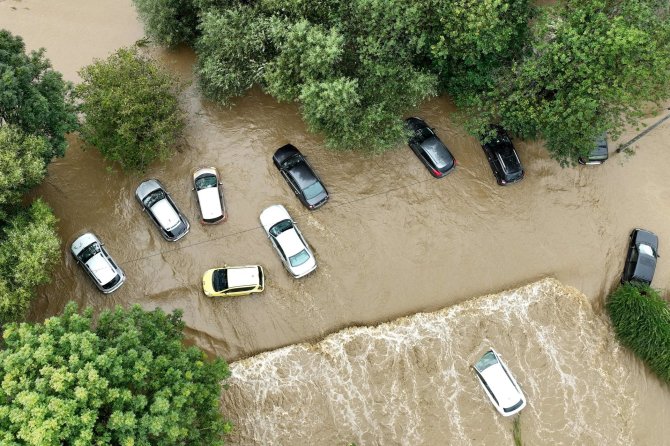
[202,265,265,297]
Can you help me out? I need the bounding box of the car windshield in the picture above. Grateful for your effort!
[270,219,293,237]
[195,175,217,190]
[639,244,654,257]
[415,127,434,142]
[475,351,497,370]
[78,243,101,263]
[289,249,310,267]
[143,189,166,208]
[212,269,228,292]
[303,181,325,200]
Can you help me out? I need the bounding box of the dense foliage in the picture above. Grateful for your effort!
[0,199,60,324]
[76,47,185,171]
[0,303,232,445]
[0,125,49,220]
[606,283,670,383]
[0,30,78,160]
[133,0,670,161]
[467,0,670,164]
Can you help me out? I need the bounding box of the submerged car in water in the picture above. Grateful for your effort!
[622,228,659,285]
[193,167,227,224]
[273,144,329,210]
[578,134,609,165]
[260,204,317,278]
[481,126,524,185]
[405,117,456,178]
[71,232,125,293]
[202,265,265,297]
[135,179,190,242]
[473,349,527,417]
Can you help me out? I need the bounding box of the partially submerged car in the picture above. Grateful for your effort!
[260,204,317,278]
[405,117,456,178]
[273,144,329,210]
[202,265,265,297]
[622,228,659,284]
[481,126,524,185]
[473,349,526,417]
[135,179,190,242]
[579,134,609,165]
[193,167,227,224]
[71,232,125,293]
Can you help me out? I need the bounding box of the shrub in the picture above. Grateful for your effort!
[0,30,78,160]
[606,282,670,383]
[0,302,232,445]
[76,47,185,171]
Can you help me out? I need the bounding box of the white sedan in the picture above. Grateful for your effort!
[473,349,527,416]
[260,204,316,278]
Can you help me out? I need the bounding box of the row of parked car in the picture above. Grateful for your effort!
[71,118,613,295]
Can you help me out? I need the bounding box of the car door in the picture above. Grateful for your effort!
[270,233,289,267]
[281,165,301,196]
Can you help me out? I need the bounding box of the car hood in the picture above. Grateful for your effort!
[71,232,98,256]
[260,205,291,232]
[481,364,522,409]
[135,179,161,201]
[151,199,180,230]
[289,163,317,188]
[276,228,306,257]
[196,187,223,220]
[86,253,117,286]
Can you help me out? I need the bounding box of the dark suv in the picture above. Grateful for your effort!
[405,117,456,178]
[273,144,329,210]
[622,228,659,284]
[481,126,524,185]
[579,134,609,165]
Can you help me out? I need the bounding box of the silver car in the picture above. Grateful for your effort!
[71,232,125,293]
[259,204,317,278]
[136,179,190,241]
[473,349,527,417]
[193,167,226,224]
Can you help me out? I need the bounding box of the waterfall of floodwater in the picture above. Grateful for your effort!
[221,279,638,445]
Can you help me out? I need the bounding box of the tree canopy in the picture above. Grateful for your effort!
[76,47,185,171]
[0,29,78,160]
[0,303,231,445]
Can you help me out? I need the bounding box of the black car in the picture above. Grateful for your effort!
[579,134,609,165]
[405,117,456,178]
[622,228,659,284]
[481,126,524,185]
[273,144,329,210]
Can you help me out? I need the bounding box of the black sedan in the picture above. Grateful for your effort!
[622,228,659,284]
[481,126,524,185]
[405,117,456,178]
[273,144,329,209]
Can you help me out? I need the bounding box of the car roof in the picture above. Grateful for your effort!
[196,187,223,220]
[86,252,117,285]
[288,162,318,188]
[226,266,261,287]
[276,228,306,257]
[151,198,181,230]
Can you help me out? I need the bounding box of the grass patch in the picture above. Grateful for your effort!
[512,416,523,446]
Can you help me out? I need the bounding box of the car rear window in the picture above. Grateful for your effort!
[289,249,310,267]
[303,181,325,200]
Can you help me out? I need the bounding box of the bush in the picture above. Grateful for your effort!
[0,199,60,324]
[606,282,670,383]
[0,30,78,160]
[0,302,232,445]
[76,47,185,171]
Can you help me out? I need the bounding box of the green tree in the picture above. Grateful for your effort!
[76,47,185,171]
[0,125,49,220]
[0,199,60,324]
[465,0,670,164]
[0,302,232,445]
[0,30,78,160]
[606,282,670,383]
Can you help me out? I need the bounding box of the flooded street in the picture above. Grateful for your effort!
[2,0,670,444]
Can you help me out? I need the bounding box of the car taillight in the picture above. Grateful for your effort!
[454,159,459,166]
[432,168,442,176]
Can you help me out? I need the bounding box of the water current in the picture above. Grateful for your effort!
[1,0,669,444]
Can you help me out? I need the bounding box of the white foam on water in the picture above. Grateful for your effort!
[221,279,636,445]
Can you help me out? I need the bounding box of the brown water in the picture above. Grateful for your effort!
[1,1,670,444]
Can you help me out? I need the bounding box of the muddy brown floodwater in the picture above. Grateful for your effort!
[2,0,670,444]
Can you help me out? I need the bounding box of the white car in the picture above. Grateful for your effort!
[193,167,226,224]
[260,204,317,278]
[71,232,125,293]
[473,349,526,416]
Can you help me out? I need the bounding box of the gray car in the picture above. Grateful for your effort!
[136,179,190,241]
[71,232,125,293]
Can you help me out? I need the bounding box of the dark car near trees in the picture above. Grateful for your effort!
[578,134,609,165]
[622,228,659,284]
[273,144,329,210]
[405,117,456,178]
[481,126,524,185]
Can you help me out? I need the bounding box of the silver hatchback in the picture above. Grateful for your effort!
[71,232,125,293]
[136,179,190,241]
